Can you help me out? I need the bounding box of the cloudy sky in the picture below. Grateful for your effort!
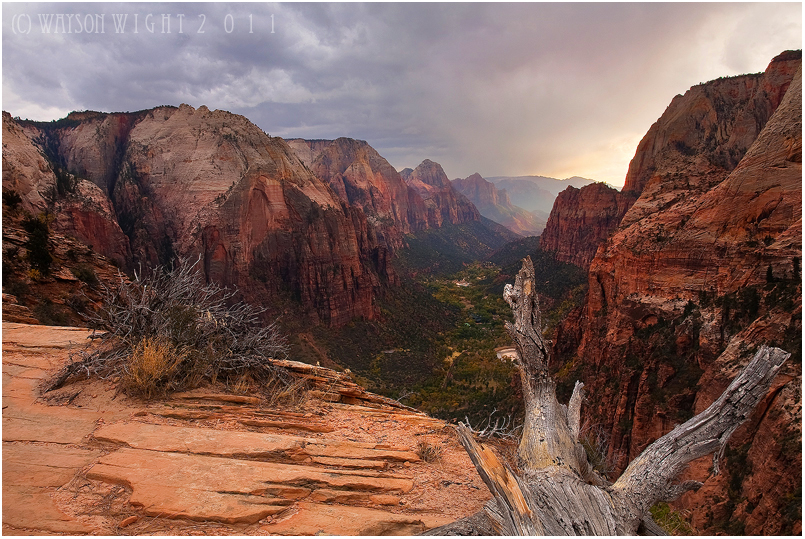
[3,2,801,186]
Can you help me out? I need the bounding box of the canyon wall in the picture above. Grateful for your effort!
[550,52,802,534]
[400,160,480,228]
[452,173,543,236]
[540,183,635,268]
[3,106,398,326]
[287,138,430,250]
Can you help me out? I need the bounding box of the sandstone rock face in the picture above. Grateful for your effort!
[2,323,489,535]
[287,138,429,249]
[541,50,800,272]
[2,112,57,213]
[3,105,397,326]
[51,179,131,267]
[540,183,636,268]
[401,160,480,228]
[622,50,801,224]
[552,56,801,534]
[2,112,132,266]
[452,173,544,236]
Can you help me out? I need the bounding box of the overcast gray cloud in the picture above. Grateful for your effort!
[3,2,801,186]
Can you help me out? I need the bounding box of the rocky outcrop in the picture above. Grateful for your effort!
[2,323,490,535]
[551,55,801,535]
[2,113,131,266]
[3,106,398,327]
[540,183,636,268]
[287,138,429,249]
[541,51,801,273]
[401,160,480,228]
[452,173,543,236]
[2,112,57,213]
[621,50,801,224]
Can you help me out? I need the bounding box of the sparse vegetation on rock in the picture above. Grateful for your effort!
[48,257,290,398]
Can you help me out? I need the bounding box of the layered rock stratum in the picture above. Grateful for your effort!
[3,107,400,326]
[452,173,544,236]
[1,323,492,535]
[550,52,802,534]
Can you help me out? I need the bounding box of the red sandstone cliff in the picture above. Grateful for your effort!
[2,112,131,267]
[551,53,802,534]
[3,106,396,326]
[400,160,480,228]
[286,138,429,250]
[541,51,801,272]
[540,183,635,268]
[452,173,543,236]
[621,49,801,224]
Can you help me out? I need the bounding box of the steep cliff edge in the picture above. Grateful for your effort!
[400,160,480,228]
[452,173,543,236]
[551,55,801,535]
[622,50,801,224]
[540,183,636,268]
[286,138,428,250]
[540,51,800,272]
[4,106,396,326]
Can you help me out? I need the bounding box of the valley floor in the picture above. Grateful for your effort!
[1,323,493,535]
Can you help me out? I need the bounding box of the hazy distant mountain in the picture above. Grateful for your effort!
[451,173,545,236]
[486,175,596,216]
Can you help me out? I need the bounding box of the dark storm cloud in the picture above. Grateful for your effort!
[3,2,801,185]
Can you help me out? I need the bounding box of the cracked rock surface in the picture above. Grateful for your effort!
[2,322,493,535]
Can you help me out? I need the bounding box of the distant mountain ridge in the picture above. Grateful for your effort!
[485,175,596,217]
[451,173,545,236]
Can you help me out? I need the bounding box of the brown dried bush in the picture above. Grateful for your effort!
[416,440,443,462]
[49,257,291,398]
[124,337,189,399]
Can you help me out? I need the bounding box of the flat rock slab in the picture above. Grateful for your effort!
[87,447,415,524]
[93,421,420,463]
[3,444,101,487]
[2,324,490,534]
[3,444,101,534]
[3,407,103,445]
[261,502,454,535]
[2,323,91,349]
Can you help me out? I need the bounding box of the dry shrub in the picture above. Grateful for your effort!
[125,337,188,399]
[50,257,292,399]
[264,377,310,409]
[416,439,443,463]
[578,420,620,479]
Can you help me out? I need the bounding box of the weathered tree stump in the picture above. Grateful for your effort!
[427,256,789,536]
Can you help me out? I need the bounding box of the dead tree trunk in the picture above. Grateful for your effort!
[427,256,790,536]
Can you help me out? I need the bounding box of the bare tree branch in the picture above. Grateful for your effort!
[568,381,585,441]
[455,423,545,535]
[436,257,790,536]
[611,344,790,518]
